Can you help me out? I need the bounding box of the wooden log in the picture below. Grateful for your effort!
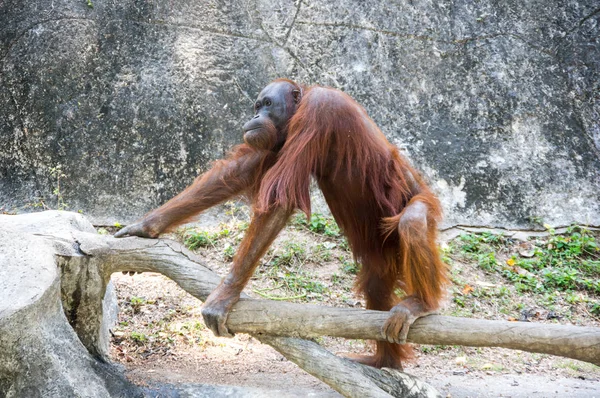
[89,235,600,367]
[80,232,441,397]
[227,300,600,366]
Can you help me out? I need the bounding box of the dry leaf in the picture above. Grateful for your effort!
[462,284,474,295]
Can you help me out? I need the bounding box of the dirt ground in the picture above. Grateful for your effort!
[109,219,600,397]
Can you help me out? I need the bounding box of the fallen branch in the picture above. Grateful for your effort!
[228,300,600,366]
[77,229,441,397]
[87,234,600,367]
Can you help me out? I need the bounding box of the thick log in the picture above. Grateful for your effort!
[76,220,442,397]
[227,300,600,366]
[260,336,440,398]
[89,234,600,367]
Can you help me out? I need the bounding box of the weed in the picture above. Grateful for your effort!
[476,252,497,271]
[223,244,236,261]
[453,296,465,307]
[185,231,216,249]
[49,164,68,210]
[458,228,599,295]
[458,232,507,254]
[268,241,307,267]
[339,238,350,251]
[256,268,327,301]
[341,260,360,275]
[292,212,340,237]
[314,242,336,262]
[130,296,146,314]
[506,226,599,294]
[589,302,600,316]
[130,331,147,344]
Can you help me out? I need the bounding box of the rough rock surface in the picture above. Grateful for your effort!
[0,214,141,397]
[1,0,598,229]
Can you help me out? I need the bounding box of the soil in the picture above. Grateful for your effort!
[109,221,600,397]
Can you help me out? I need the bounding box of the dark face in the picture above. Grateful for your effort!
[243,80,301,151]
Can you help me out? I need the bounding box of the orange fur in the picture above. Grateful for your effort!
[144,144,278,233]
[137,80,448,368]
[257,84,449,364]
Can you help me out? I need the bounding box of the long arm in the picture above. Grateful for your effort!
[201,205,293,336]
[115,146,269,238]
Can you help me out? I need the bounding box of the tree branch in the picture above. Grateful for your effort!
[83,234,600,367]
[79,233,441,397]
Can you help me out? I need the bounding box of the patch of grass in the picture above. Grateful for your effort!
[185,231,217,249]
[130,331,147,344]
[504,226,600,294]
[589,301,600,316]
[457,227,599,295]
[420,345,453,354]
[554,360,600,373]
[129,296,147,314]
[222,244,235,261]
[313,242,336,262]
[292,212,340,237]
[458,232,508,254]
[184,228,230,250]
[282,271,326,295]
[255,267,327,301]
[341,260,360,275]
[268,241,307,267]
[457,233,507,273]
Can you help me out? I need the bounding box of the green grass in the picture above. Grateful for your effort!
[184,228,230,250]
[291,212,341,237]
[457,226,599,294]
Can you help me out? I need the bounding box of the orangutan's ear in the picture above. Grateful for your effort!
[292,89,302,104]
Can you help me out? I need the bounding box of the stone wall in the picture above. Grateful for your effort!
[1,0,598,228]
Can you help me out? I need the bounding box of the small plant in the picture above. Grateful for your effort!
[476,252,497,272]
[291,212,340,237]
[453,295,465,307]
[331,273,342,285]
[49,164,68,210]
[130,296,146,314]
[255,269,327,301]
[339,237,350,251]
[309,213,340,236]
[589,302,600,316]
[269,241,307,267]
[314,242,336,262]
[283,272,326,295]
[184,226,231,251]
[130,331,147,344]
[223,244,236,261]
[458,232,507,254]
[341,260,360,275]
[185,231,217,249]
